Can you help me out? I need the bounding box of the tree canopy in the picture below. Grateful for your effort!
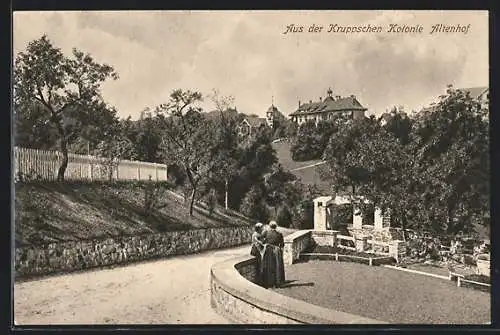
[320,86,489,235]
[14,35,119,180]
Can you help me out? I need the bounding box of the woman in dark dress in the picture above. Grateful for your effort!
[264,221,285,287]
[250,223,266,286]
[250,222,276,288]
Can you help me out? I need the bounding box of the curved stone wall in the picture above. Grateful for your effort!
[210,254,386,324]
[16,226,253,279]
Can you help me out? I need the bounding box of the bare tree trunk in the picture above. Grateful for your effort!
[401,213,407,242]
[56,122,68,181]
[189,187,196,216]
[225,178,228,210]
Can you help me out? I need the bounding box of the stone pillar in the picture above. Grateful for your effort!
[283,241,294,265]
[374,208,384,230]
[353,205,363,229]
[313,196,333,230]
[390,240,406,263]
[355,236,368,252]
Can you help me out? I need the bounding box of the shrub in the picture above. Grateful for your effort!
[239,186,270,223]
[290,199,314,229]
[276,205,292,228]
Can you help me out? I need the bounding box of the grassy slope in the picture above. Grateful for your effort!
[272,141,329,192]
[15,182,253,247]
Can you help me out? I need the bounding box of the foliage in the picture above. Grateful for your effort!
[290,117,343,161]
[276,204,293,228]
[263,163,297,216]
[143,180,171,216]
[228,125,278,209]
[239,185,269,222]
[156,89,221,216]
[320,86,489,236]
[14,35,119,180]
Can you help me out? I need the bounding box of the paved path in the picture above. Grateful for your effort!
[14,244,251,325]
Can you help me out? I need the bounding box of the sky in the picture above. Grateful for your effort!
[13,10,488,120]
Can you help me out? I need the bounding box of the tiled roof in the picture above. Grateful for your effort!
[460,87,488,100]
[420,86,489,113]
[204,108,239,120]
[290,95,367,116]
[267,105,280,113]
[244,116,267,127]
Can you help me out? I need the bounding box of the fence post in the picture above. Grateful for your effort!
[116,160,119,181]
[137,164,141,180]
[155,163,158,181]
[88,154,93,181]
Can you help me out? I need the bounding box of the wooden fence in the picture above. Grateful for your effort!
[13,147,168,182]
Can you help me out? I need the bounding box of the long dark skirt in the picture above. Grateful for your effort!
[273,246,285,286]
[260,245,277,288]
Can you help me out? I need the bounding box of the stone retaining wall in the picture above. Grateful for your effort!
[283,230,312,265]
[210,254,386,324]
[15,226,253,279]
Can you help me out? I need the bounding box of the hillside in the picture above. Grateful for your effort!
[14,182,254,247]
[272,140,330,192]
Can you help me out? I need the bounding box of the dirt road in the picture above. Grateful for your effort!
[14,244,251,325]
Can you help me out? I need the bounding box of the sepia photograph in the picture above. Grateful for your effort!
[12,10,490,325]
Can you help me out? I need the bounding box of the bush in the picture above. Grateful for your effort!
[239,186,270,223]
[290,200,314,229]
[205,189,218,216]
[167,164,186,186]
[276,205,292,228]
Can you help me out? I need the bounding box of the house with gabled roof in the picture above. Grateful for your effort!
[237,115,268,137]
[289,88,367,125]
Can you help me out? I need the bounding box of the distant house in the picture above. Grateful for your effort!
[266,104,280,128]
[204,108,240,121]
[237,116,268,137]
[379,109,408,126]
[422,86,489,113]
[289,88,367,125]
[461,86,489,111]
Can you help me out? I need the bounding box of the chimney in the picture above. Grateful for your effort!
[319,97,322,102]
[298,100,301,108]
[309,100,312,104]
[350,95,356,99]
[336,95,341,100]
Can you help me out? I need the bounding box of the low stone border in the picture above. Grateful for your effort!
[382,265,450,280]
[449,272,491,291]
[299,253,394,266]
[210,254,386,324]
[384,265,491,293]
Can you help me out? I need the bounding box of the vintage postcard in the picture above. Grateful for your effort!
[12,10,490,326]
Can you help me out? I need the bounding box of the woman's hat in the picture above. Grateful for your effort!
[255,222,263,229]
[269,221,278,228]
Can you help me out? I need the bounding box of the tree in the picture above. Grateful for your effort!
[290,117,343,161]
[263,163,297,217]
[208,89,240,210]
[13,101,60,150]
[156,89,219,216]
[13,35,118,180]
[239,185,269,222]
[321,86,489,237]
[229,125,278,209]
[132,108,163,163]
[411,86,489,234]
[94,120,137,181]
[291,119,318,161]
[321,114,422,238]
